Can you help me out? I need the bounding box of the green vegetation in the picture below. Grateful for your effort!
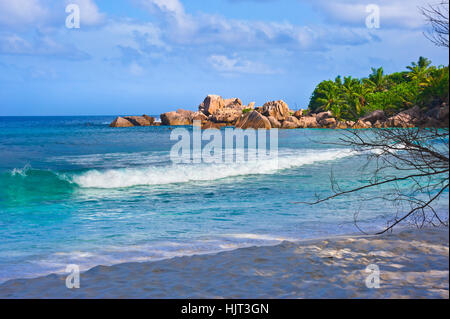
[242,108,252,114]
[308,57,449,121]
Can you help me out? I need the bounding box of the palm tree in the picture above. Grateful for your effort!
[406,57,434,85]
[315,80,344,113]
[341,77,371,119]
[364,67,387,92]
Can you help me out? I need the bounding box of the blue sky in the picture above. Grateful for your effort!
[0,0,448,116]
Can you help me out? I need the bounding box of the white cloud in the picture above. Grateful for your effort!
[0,0,48,28]
[0,32,90,60]
[208,54,279,74]
[136,0,375,52]
[140,0,185,16]
[311,0,427,29]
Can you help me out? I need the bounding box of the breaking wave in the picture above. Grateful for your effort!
[70,148,356,189]
[1,149,357,194]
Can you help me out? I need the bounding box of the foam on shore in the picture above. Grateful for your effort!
[0,227,447,299]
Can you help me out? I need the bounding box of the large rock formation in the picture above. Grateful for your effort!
[385,106,421,128]
[316,111,333,123]
[267,116,281,129]
[210,108,242,124]
[235,111,271,129]
[110,117,134,127]
[281,116,300,129]
[298,116,319,128]
[223,98,243,109]
[352,119,372,129]
[176,109,194,119]
[261,100,291,121]
[111,94,448,130]
[199,95,243,116]
[143,115,156,124]
[198,95,224,116]
[160,111,191,126]
[421,103,449,128]
[335,121,349,129]
[319,117,337,128]
[360,110,386,124]
[191,111,208,123]
[124,115,154,126]
[293,110,303,119]
[110,115,154,127]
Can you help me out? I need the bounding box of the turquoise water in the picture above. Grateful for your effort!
[0,116,448,283]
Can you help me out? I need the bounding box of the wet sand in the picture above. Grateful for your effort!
[0,227,448,298]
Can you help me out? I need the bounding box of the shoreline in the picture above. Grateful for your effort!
[0,226,448,299]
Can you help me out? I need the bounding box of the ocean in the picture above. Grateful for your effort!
[0,116,448,283]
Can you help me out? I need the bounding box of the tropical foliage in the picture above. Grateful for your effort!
[308,57,449,120]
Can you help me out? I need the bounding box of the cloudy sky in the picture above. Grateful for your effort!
[0,0,448,115]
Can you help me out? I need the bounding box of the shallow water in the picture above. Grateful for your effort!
[0,116,448,283]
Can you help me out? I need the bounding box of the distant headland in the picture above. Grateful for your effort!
[110,94,449,130]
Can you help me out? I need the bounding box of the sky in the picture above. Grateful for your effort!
[0,0,448,116]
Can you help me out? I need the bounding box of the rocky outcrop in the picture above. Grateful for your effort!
[110,115,154,127]
[360,110,386,124]
[210,108,242,124]
[316,111,333,123]
[267,116,281,129]
[191,111,208,122]
[385,106,421,128]
[110,95,448,129]
[124,115,154,126]
[373,120,384,128]
[320,117,337,128]
[176,109,194,119]
[352,119,372,129]
[254,106,263,113]
[335,121,349,129]
[160,111,191,126]
[143,115,156,124]
[293,110,303,119]
[199,95,243,116]
[110,117,134,127]
[223,98,243,109]
[261,100,291,121]
[281,116,300,129]
[421,103,449,128]
[198,95,224,116]
[236,111,271,129]
[298,116,319,128]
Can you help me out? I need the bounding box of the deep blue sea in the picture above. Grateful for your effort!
[0,116,448,283]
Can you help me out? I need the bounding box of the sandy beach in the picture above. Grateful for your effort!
[0,227,448,299]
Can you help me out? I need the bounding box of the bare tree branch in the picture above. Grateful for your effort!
[420,1,449,48]
[296,127,449,234]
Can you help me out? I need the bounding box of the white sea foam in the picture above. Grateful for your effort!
[70,148,356,189]
[10,164,31,176]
